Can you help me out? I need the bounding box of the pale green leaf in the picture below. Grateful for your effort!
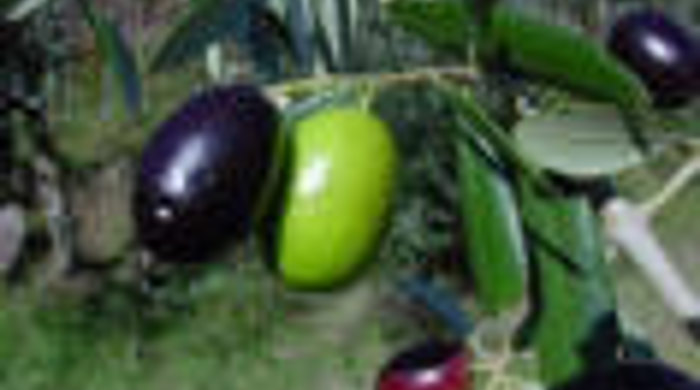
[515,104,654,178]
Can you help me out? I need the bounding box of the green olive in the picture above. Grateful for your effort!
[277,108,398,290]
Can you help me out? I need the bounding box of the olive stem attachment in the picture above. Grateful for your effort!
[266,66,480,98]
[602,198,700,320]
[640,155,700,219]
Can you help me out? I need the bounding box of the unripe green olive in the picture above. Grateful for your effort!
[276,108,398,290]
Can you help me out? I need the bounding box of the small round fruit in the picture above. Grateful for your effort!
[556,360,700,390]
[377,339,469,390]
[607,8,700,108]
[276,108,397,290]
[134,85,279,262]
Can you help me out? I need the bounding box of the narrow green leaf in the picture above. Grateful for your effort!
[521,183,619,386]
[454,128,526,313]
[76,0,143,117]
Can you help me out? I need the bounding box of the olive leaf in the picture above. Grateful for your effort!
[454,126,527,314]
[514,103,653,178]
[520,183,620,386]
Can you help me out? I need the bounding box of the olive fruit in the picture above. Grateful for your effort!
[608,8,700,108]
[556,360,700,390]
[275,108,397,290]
[376,339,469,390]
[134,85,279,262]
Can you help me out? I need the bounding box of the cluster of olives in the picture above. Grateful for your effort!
[373,338,700,390]
[607,8,700,108]
[133,84,397,290]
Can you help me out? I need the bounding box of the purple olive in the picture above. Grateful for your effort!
[556,360,700,390]
[377,339,469,390]
[134,85,279,262]
[608,8,700,108]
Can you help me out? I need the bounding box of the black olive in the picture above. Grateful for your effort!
[134,85,279,262]
[556,360,700,390]
[608,9,700,108]
[376,339,468,390]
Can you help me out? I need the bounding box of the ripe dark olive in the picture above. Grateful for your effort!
[377,339,469,390]
[608,9,700,108]
[556,360,700,390]
[134,85,279,262]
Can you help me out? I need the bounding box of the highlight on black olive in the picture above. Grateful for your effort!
[555,360,700,390]
[607,8,700,108]
[133,84,279,262]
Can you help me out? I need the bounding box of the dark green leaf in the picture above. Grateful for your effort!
[487,6,652,150]
[76,0,143,117]
[521,184,619,386]
[454,127,526,313]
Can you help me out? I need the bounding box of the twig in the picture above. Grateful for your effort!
[602,198,700,320]
[265,66,480,98]
[640,155,700,219]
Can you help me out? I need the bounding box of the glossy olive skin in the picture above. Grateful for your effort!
[377,340,469,390]
[556,360,700,390]
[608,9,700,108]
[134,85,279,262]
[276,108,397,290]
